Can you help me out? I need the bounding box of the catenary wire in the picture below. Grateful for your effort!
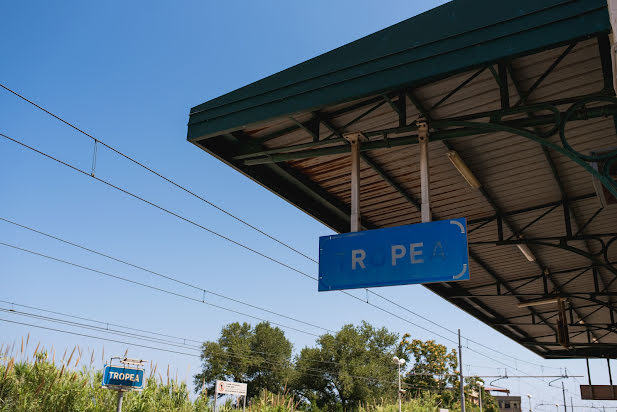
[0,132,315,281]
[0,310,577,399]
[0,299,203,345]
[0,315,457,393]
[0,85,562,372]
[0,133,469,342]
[0,83,316,264]
[0,216,332,333]
[0,131,562,381]
[0,240,320,338]
[0,299,348,368]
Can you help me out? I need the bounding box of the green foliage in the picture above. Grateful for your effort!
[0,357,207,412]
[194,322,293,399]
[292,321,399,409]
[400,334,459,395]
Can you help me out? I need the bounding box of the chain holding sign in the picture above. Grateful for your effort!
[214,379,248,412]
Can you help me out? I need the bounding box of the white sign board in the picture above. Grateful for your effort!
[215,380,247,396]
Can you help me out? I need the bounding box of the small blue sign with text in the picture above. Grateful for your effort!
[102,366,144,389]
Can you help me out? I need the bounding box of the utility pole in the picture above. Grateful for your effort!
[459,329,466,412]
[562,382,567,412]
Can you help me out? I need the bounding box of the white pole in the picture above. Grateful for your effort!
[350,134,361,232]
[479,386,483,412]
[398,362,402,412]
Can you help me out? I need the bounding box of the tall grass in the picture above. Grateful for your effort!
[0,338,488,412]
[0,339,207,412]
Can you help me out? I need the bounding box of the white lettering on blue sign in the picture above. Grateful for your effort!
[351,249,366,270]
[318,218,470,291]
[353,242,447,270]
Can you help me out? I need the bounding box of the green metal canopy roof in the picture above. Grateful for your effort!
[188,0,609,141]
[187,0,617,360]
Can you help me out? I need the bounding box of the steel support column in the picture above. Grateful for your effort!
[348,133,362,232]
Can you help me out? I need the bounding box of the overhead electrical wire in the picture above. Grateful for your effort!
[0,85,561,374]
[0,131,561,385]
[0,240,321,338]
[0,132,464,342]
[0,300,341,368]
[0,216,332,334]
[0,306,577,399]
[0,84,561,372]
[0,314,457,393]
[0,83,316,264]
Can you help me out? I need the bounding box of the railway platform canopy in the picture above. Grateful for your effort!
[187,0,617,360]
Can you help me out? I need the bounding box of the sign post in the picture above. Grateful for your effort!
[102,357,147,412]
[318,218,469,291]
[215,379,248,412]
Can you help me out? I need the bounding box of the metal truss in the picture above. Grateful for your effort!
[232,35,617,357]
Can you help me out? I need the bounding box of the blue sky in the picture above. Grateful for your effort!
[0,1,614,409]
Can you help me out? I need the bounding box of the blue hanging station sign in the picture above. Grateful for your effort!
[102,365,145,390]
[318,218,469,291]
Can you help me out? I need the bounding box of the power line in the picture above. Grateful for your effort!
[0,314,455,393]
[0,83,316,264]
[367,290,561,371]
[0,85,563,373]
[0,216,332,334]
[0,132,470,343]
[0,299,202,345]
[0,132,316,282]
[0,240,320,337]
[0,131,560,381]
[0,299,345,369]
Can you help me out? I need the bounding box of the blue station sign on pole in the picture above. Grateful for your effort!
[102,365,145,390]
[318,218,469,291]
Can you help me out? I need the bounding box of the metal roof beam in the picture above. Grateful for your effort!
[428,67,487,112]
[222,132,377,233]
[293,107,547,347]
[468,193,595,225]
[440,146,605,345]
[240,103,617,165]
[508,49,616,341]
[512,43,577,108]
[406,90,431,120]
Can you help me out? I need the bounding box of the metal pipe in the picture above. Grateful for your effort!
[419,135,431,222]
[417,118,431,223]
[116,391,124,412]
[350,134,361,232]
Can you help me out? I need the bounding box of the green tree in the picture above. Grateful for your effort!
[194,322,293,399]
[399,334,458,396]
[293,321,399,410]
